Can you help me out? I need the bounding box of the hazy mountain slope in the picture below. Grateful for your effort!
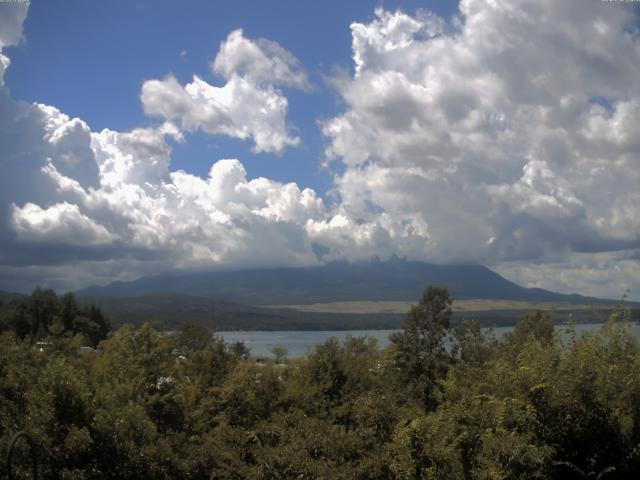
[80,293,633,331]
[78,259,605,305]
[0,290,26,303]
[80,293,405,331]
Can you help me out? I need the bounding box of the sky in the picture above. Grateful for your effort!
[0,0,639,300]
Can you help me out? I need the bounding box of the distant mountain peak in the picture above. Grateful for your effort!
[77,259,606,306]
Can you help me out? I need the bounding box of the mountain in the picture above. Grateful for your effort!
[77,258,606,305]
[79,293,404,331]
[0,290,26,304]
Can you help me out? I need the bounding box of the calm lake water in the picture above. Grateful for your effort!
[220,323,640,359]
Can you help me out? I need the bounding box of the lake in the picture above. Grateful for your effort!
[220,322,640,359]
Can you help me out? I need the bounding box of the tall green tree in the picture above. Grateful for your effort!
[29,287,59,338]
[177,320,212,352]
[389,285,453,410]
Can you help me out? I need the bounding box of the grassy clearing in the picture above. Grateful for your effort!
[262,299,606,315]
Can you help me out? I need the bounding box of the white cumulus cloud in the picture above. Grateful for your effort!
[212,29,310,89]
[141,29,306,154]
[12,202,117,246]
[0,1,28,87]
[321,1,640,296]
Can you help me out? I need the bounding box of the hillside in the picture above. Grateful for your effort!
[78,258,607,305]
[75,257,635,331]
[80,293,405,331]
[82,293,632,331]
[0,290,25,304]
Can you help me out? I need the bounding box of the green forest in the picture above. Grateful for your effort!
[1,287,640,479]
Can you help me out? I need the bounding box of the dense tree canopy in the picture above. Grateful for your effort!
[0,286,639,479]
[0,288,110,346]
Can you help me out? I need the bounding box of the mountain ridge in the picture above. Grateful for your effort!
[77,259,610,305]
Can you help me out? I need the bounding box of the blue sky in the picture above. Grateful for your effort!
[0,0,639,299]
[6,0,459,193]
